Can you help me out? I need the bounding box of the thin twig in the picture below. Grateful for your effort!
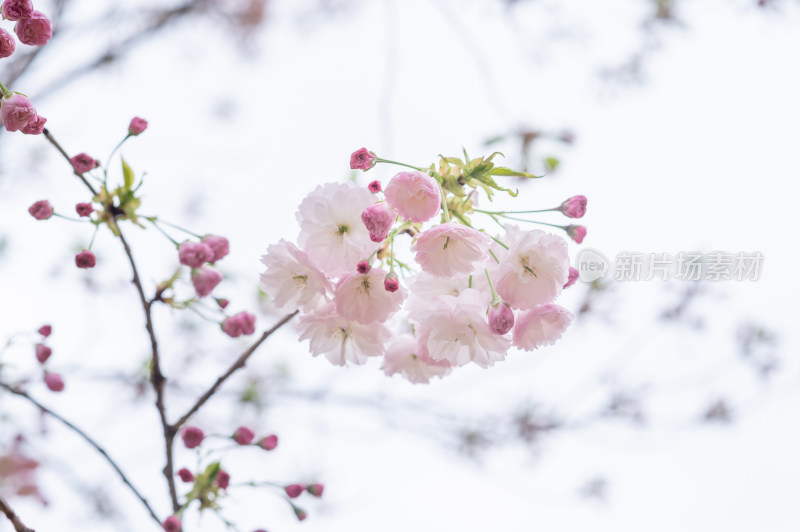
[0,496,35,532]
[0,383,161,526]
[114,223,178,512]
[42,128,98,196]
[172,311,299,430]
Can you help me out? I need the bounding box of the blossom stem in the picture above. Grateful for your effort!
[105,135,132,182]
[488,235,508,250]
[53,212,88,223]
[145,217,181,247]
[475,207,558,215]
[489,213,565,229]
[389,234,396,274]
[374,157,422,171]
[88,223,100,250]
[488,248,501,264]
[0,81,10,97]
[437,179,451,223]
[145,216,203,239]
[484,268,500,305]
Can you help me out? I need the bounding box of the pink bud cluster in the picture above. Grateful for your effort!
[0,1,53,134]
[176,235,254,336]
[33,324,64,392]
[259,149,583,383]
[1,92,46,134]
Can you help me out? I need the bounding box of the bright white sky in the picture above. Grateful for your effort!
[1,0,799,531]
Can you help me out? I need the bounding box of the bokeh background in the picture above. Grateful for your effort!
[1,0,799,531]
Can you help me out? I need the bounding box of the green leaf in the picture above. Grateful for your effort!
[489,166,543,178]
[121,158,134,189]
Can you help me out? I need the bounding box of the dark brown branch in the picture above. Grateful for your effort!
[0,383,161,526]
[41,128,177,511]
[172,311,298,430]
[0,496,35,532]
[42,128,98,196]
[114,224,178,512]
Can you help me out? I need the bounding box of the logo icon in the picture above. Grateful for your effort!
[576,247,610,282]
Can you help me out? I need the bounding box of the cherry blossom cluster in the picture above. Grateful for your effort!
[0,0,53,134]
[260,148,588,383]
[161,425,320,530]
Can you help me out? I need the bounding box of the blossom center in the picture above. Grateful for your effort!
[519,255,538,278]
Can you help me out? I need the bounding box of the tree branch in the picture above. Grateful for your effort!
[0,496,35,532]
[114,224,178,512]
[172,311,298,430]
[41,128,98,196]
[0,383,161,526]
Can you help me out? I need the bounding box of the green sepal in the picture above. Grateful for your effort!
[121,158,134,190]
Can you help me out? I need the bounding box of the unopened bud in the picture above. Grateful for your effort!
[177,468,194,483]
[233,426,255,445]
[356,260,371,274]
[44,372,64,392]
[35,343,52,364]
[488,302,514,335]
[180,426,204,449]
[258,434,278,451]
[307,483,324,497]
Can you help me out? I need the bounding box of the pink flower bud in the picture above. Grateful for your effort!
[368,180,382,193]
[563,266,579,289]
[0,28,16,59]
[361,203,395,243]
[162,516,181,532]
[75,250,96,269]
[306,484,324,497]
[35,343,52,364]
[232,426,255,445]
[565,225,587,244]
[488,302,515,335]
[384,274,399,293]
[177,468,194,483]
[201,235,229,262]
[356,260,371,274]
[181,426,204,449]
[178,241,214,268]
[191,267,222,298]
[258,434,278,451]
[75,203,94,217]
[70,153,97,174]
[128,117,148,136]
[221,311,256,338]
[285,484,305,499]
[28,200,53,220]
[216,470,230,490]
[293,507,307,521]
[215,298,229,309]
[38,325,52,337]
[384,171,441,223]
[14,10,52,47]
[350,147,376,170]
[1,93,36,132]
[1,0,32,21]
[560,195,587,218]
[44,372,64,392]
[20,114,46,135]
